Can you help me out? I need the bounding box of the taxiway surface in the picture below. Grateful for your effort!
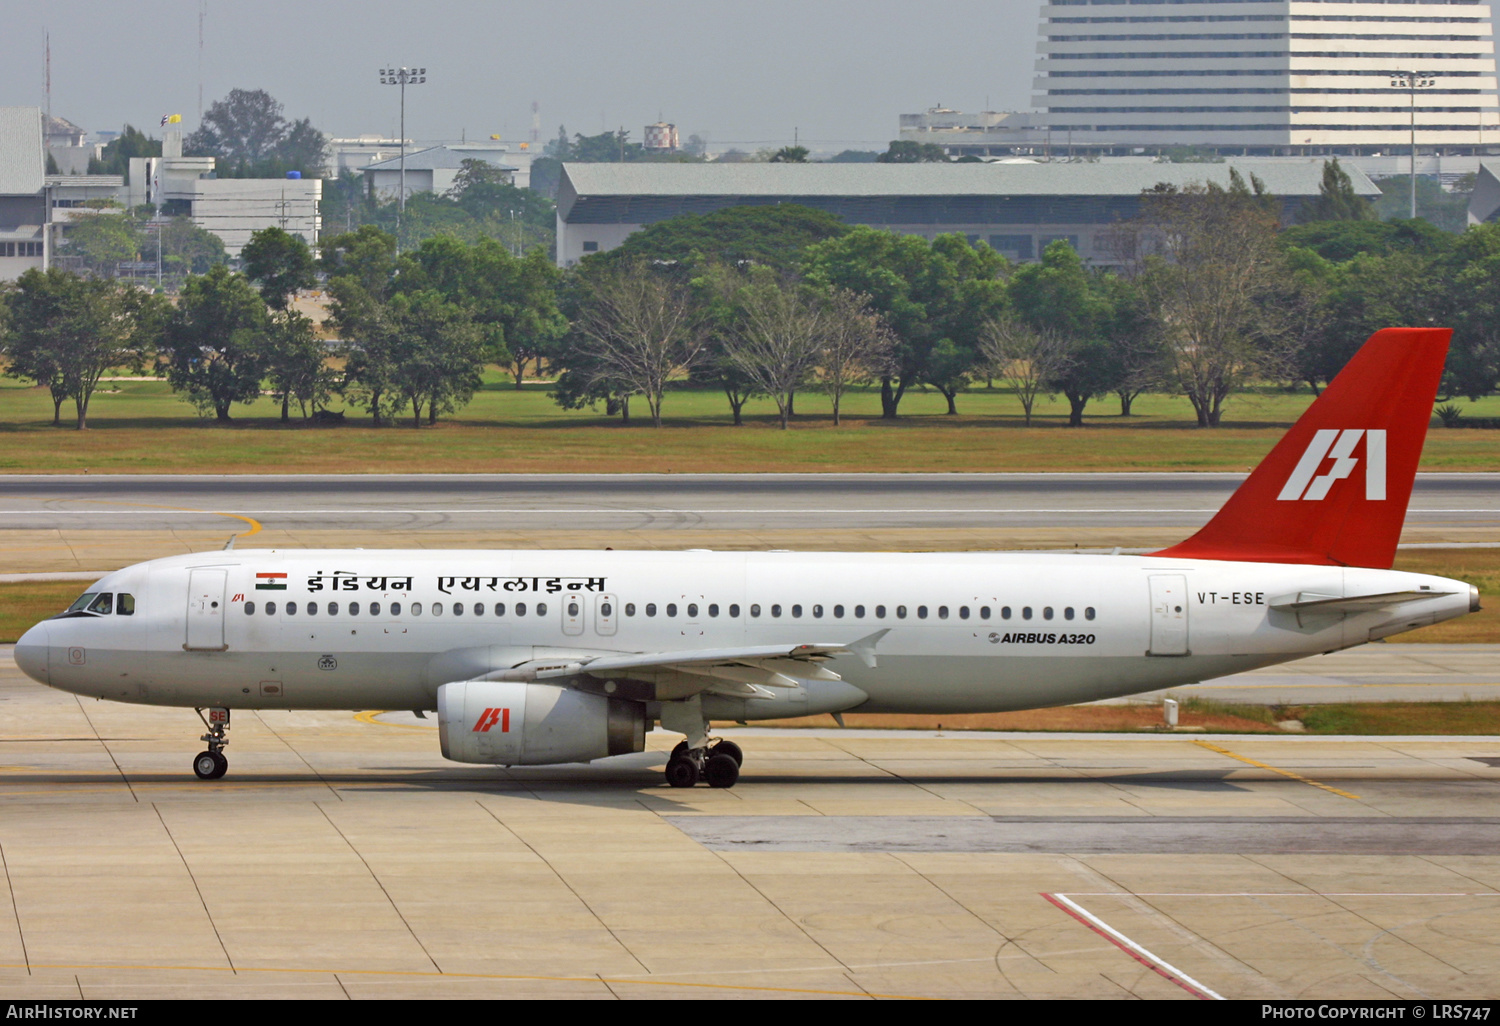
[2,653,1499,1000]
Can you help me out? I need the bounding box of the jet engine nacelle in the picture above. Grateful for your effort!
[438,680,645,766]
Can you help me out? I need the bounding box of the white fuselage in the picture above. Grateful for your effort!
[16,548,1475,716]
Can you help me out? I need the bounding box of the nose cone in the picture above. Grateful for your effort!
[13,623,50,685]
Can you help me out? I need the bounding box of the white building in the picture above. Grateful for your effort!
[0,107,49,280]
[1032,0,1500,155]
[361,144,527,201]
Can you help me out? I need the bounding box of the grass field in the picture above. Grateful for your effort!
[4,375,1500,474]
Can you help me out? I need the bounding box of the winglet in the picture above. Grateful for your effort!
[846,628,891,669]
[223,534,237,551]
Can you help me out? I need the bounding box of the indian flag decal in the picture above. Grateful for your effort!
[255,572,288,591]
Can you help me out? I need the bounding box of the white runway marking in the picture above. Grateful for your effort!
[1044,892,1226,1000]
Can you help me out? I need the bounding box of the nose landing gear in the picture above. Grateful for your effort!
[193,707,230,780]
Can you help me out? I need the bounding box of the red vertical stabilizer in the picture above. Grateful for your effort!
[1151,327,1451,569]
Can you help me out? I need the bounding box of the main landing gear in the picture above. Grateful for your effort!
[667,738,743,789]
[659,695,743,788]
[193,707,230,780]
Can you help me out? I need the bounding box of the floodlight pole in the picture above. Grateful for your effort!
[379,65,427,246]
[1391,71,1435,219]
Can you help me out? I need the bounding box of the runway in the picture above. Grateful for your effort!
[2,653,1499,999]
[2,471,1498,533]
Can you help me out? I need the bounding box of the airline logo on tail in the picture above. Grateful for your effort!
[1278,429,1387,502]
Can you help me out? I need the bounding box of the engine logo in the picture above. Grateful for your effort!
[317,655,337,671]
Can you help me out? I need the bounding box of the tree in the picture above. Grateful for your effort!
[241,227,316,310]
[384,291,485,428]
[607,204,850,274]
[1296,159,1376,223]
[1009,240,1116,425]
[157,217,229,275]
[61,206,140,275]
[2,270,162,429]
[721,271,828,430]
[566,259,703,427]
[185,89,327,177]
[816,287,894,426]
[979,315,1074,426]
[263,310,335,421]
[160,265,271,422]
[803,229,1008,418]
[1436,222,1500,400]
[87,125,161,180]
[1133,172,1294,427]
[877,140,949,163]
[770,146,809,163]
[687,262,763,425]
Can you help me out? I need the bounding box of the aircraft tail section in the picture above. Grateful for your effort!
[1152,327,1451,569]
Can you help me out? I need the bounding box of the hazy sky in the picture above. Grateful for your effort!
[4,0,1045,152]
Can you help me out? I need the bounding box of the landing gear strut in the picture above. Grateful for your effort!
[193,707,230,780]
[661,697,742,788]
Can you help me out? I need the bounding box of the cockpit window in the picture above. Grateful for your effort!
[116,594,135,616]
[86,593,113,615]
[65,593,98,613]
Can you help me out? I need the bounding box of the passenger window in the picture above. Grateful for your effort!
[391,602,402,616]
[350,601,361,616]
[855,605,865,618]
[331,600,342,615]
[600,601,612,617]
[371,601,382,616]
[1043,607,1054,620]
[645,603,656,617]
[938,606,949,619]
[667,603,678,617]
[495,603,504,616]
[431,603,442,616]
[876,605,886,618]
[686,603,697,617]
[1002,606,1011,620]
[812,604,823,619]
[307,601,319,616]
[708,604,719,617]
[896,606,907,619]
[245,601,256,615]
[1085,607,1096,621]
[515,602,526,616]
[454,602,465,616]
[771,604,782,617]
[791,604,802,618]
[980,606,991,620]
[265,601,277,615]
[536,602,547,616]
[1065,607,1075,620]
[1022,607,1033,620]
[834,604,844,618]
[959,606,969,620]
[286,601,298,616]
[410,602,422,616]
[116,594,135,616]
[625,603,636,616]
[729,604,740,617]
[749,604,761,618]
[473,603,484,616]
[87,593,113,615]
[567,601,579,617]
[917,606,928,619]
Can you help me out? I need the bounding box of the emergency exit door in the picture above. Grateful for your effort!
[186,569,228,651]
[1148,574,1189,656]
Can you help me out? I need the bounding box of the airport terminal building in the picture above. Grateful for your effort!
[555,161,1375,267]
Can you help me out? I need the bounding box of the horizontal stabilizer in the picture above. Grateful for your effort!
[1270,590,1455,614]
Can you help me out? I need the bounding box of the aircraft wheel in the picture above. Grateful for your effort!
[712,740,743,767]
[193,751,220,780]
[704,753,740,789]
[671,740,689,758]
[665,756,699,788]
[209,751,228,779]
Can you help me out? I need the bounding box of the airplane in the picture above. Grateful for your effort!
[11,327,1480,789]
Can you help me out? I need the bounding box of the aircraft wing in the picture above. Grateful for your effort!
[491,630,890,691]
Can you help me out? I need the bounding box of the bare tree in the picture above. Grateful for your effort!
[570,260,703,427]
[979,315,1074,426]
[816,288,894,426]
[1135,174,1297,427]
[723,272,828,430]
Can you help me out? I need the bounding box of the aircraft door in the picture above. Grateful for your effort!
[1148,574,1189,656]
[594,594,618,636]
[562,595,586,636]
[186,569,229,651]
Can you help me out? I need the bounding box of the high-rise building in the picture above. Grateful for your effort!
[1033,0,1500,155]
